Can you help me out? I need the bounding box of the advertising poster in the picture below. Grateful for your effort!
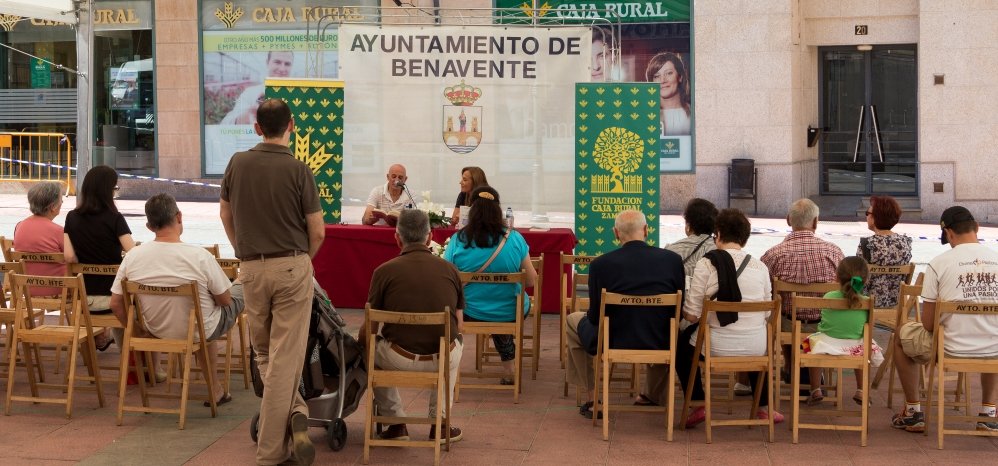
[266,78,344,224]
[202,31,337,175]
[574,82,661,256]
[495,0,693,172]
[200,0,374,175]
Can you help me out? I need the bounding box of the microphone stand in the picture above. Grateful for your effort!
[397,182,417,209]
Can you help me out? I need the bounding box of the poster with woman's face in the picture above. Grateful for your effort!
[591,23,692,171]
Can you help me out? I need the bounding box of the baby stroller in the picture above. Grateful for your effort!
[249,279,367,451]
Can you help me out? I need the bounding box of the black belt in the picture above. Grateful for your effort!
[240,250,302,262]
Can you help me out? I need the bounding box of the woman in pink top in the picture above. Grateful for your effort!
[12,181,77,296]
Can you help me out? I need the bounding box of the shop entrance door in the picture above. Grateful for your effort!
[819,45,918,195]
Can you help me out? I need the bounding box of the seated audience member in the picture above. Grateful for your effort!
[666,197,718,277]
[65,165,136,350]
[802,256,884,406]
[110,193,244,406]
[443,186,536,385]
[761,198,844,378]
[13,181,75,296]
[564,209,684,418]
[450,166,488,226]
[891,206,998,433]
[857,195,912,309]
[678,208,783,426]
[362,164,411,225]
[361,209,465,443]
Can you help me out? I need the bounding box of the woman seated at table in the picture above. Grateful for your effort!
[13,181,77,295]
[676,208,784,427]
[444,186,536,384]
[450,166,488,227]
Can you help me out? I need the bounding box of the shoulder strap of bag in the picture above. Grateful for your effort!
[476,230,510,273]
[735,254,752,278]
[683,235,712,264]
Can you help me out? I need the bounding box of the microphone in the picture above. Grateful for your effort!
[395,180,417,209]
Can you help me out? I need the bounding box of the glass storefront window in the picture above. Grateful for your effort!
[93,28,155,175]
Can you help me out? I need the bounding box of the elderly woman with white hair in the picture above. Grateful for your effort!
[12,181,77,296]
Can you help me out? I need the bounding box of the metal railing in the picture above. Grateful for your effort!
[0,132,74,190]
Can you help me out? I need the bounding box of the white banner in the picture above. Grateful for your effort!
[339,24,590,220]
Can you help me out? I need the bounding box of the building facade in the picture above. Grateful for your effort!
[1,0,995,219]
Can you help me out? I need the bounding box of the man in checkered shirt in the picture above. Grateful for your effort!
[761,199,845,372]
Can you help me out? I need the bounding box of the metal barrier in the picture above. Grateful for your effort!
[0,132,74,189]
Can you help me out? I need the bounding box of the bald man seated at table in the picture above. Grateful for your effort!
[362,164,412,226]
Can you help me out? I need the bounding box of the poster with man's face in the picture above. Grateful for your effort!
[201,30,338,175]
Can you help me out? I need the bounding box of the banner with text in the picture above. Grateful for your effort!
[265,78,344,224]
[338,24,590,217]
[575,82,661,258]
[495,0,690,24]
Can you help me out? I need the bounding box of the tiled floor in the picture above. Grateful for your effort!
[3,310,998,465]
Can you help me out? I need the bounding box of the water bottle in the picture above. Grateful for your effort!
[505,207,514,229]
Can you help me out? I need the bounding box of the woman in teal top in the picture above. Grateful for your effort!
[803,256,884,405]
[444,186,537,384]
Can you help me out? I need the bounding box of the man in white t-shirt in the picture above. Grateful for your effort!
[110,194,243,406]
[361,164,412,225]
[891,206,998,433]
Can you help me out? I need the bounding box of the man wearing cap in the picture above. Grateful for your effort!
[890,206,998,433]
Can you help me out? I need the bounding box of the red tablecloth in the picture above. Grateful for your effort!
[313,225,576,313]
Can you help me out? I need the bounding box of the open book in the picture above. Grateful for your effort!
[371,208,400,226]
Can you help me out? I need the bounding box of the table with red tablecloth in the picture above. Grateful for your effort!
[312,225,576,313]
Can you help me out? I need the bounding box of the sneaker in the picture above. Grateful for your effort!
[976,414,998,432]
[289,412,315,465]
[428,425,463,443]
[685,406,706,428]
[733,383,752,396]
[379,423,409,441]
[891,411,925,433]
[756,409,785,424]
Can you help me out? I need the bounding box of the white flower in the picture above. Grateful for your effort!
[421,190,432,202]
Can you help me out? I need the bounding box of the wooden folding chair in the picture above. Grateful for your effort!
[679,298,779,443]
[771,279,839,411]
[456,271,525,403]
[214,258,250,392]
[66,263,131,380]
[0,262,45,383]
[564,272,590,400]
[11,251,71,372]
[873,274,924,406]
[116,278,218,429]
[203,244,221,258]
[869,263,915,331]
[0,236,13,262]
[925,300,998,449]
[591,289,681,441]
[790,295,874,446]
[523,256,543,380]
[4,273,105,418]
[559,253,594,369]
[362,305,452,466]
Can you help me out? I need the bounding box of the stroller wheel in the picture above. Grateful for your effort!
[249,412,260,443]
[326,418,347,451]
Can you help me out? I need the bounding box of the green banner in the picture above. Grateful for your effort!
[574,82,661,262]
[266,79,344,224]
[495,0,690,24]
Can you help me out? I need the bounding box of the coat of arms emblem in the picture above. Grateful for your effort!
[442,80,482,154]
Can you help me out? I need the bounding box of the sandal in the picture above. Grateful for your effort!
[499,377,514,386]
[853,390,870,406]
[94,334,113,352]
[634,394,658,406]
[806,388,824,406]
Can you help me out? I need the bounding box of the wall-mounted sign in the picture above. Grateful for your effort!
[201,0,376,31]
[495,0,690,24]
